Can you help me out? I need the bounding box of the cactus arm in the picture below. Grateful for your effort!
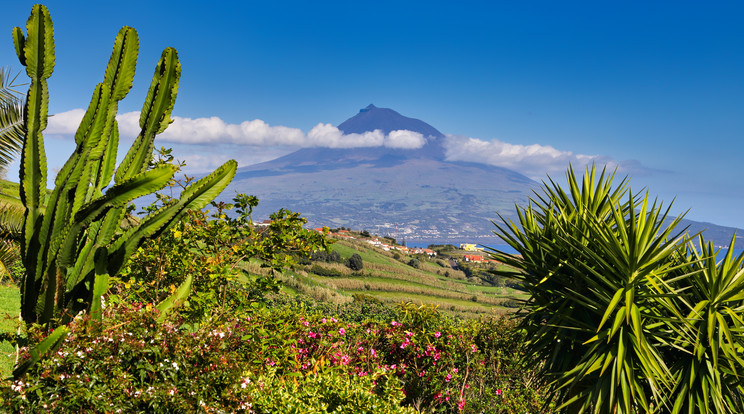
[57,165,176,268]
[140,48,180,136]
[108,160,237,274]
[39,266,60,324]
[104,27,138,101]
[12,324,69,378]
[23,5,55,80]
[89,247,109,322]
[97,122,119,191]
[12,27,26,66]
[115,48,180,183]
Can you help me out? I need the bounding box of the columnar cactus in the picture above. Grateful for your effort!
[12,5,236,346]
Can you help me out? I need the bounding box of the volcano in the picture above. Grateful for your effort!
[224,105,537,243]
[223,105,742,244]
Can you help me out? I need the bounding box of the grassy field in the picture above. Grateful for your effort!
[0,284,20,381]
[294,238,526,318]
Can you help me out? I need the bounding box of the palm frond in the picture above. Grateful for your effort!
[0,67,24,174]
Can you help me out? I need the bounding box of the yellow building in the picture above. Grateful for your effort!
[460,243,479,252]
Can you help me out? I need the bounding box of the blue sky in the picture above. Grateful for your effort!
[2,1,743,228]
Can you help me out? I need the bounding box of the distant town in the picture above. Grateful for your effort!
[312,227,501,264]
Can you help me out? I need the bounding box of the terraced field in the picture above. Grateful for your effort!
[284,238,526,317]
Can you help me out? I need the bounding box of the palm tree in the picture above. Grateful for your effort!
[0,67,25,283]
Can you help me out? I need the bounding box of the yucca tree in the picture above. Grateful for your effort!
[11,5,236,378]
[490,165,693,413]
[660,236,744,413]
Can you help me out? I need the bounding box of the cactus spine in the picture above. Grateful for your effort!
[13,5,237,339]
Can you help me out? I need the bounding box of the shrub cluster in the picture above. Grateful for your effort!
[2,302,549,413]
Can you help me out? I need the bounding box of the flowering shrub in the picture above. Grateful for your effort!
[2,300,549,413]
[0,305,406,412]
[246,367,414,413]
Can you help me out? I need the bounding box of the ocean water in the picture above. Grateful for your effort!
[407,242,743,261]
[406,242,519,255]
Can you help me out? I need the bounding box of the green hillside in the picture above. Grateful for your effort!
[0,179,21,207]
[278,234,526,317]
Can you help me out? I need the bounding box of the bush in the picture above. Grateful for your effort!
[247,368,412,413]
[346,253,364,271]
[309,264,345,278]
[2,298,550,413]
[407,258,420,269]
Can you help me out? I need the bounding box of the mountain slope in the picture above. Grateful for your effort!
[224,105,743,246]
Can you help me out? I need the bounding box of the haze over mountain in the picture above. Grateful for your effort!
[223,105,743,246]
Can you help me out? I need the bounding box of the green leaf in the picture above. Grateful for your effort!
[156,274,192,322]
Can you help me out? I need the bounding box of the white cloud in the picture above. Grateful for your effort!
[306,123,385,148]
[443,135,611,179]
[385,130,426,149]
[45,109,427,150]
[46,109,85,135]
[44,109,644,179]
[167,144,294,173]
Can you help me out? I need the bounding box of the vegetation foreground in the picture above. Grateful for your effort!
[2,4,744,414]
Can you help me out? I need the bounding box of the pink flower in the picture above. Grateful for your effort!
[434,331,441,338]
[446,373,452,382]
[453,368,458,373]
[321,318,327,323]
[496,389,503,396]
[391,321,400,326]
[339,328,346,335]
[457,398,465,411]
[470,344,478,352]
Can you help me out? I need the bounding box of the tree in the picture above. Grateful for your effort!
[347,253,363,271]
[490,165,744,413]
